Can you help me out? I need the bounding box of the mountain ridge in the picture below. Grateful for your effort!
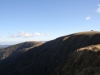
[0,31,100,75]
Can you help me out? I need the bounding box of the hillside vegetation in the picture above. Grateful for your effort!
[0,31,100,75]
[52,45,100,75]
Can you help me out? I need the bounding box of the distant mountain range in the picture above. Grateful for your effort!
[0,41,43,61]
[0,45,10,48]
[0,31,100,75]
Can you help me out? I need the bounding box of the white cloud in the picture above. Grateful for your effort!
[34,32,41,36]
[17,31,32,38]
[23,33,32,38]
[96,4,100,13]
[86,16,91,20]
[34,32,50,36]
[17,31,25,37]
[10,31,33,38]
[9,31,50,38]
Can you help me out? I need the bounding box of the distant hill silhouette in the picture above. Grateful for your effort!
[0,31,100,75]
[0,45,9,48]
[0,41,43,60]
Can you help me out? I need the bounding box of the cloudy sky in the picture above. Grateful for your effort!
[0,0,100,44]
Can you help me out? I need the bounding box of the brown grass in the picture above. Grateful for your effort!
[52,45,100,75]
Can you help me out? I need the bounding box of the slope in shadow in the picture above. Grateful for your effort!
[52,45,100,75]
[0,31,100,75]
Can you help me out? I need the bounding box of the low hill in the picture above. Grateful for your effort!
[0,41,43,60]
[0,31,100,75]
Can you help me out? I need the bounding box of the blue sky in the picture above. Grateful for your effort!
[0,0,100,44]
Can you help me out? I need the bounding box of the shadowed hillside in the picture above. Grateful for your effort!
[0,41,43,60]
[52,45,100,75]
[0,31,100,75]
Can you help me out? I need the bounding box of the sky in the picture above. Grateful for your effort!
[0,0,100,45]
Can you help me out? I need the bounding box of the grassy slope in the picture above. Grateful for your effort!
[52,45,100,75]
